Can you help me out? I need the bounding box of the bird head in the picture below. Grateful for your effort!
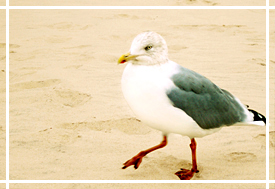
[118,31,169,65]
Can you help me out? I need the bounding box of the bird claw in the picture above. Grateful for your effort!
[175,168,199,180]
[122,156,143,169]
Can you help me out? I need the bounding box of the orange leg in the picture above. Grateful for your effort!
[122,135,167,169]
[175,138,199,180]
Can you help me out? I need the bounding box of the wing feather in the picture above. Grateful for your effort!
[166,66,247,129]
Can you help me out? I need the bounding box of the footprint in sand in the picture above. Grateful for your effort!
[182,0,217,6]
[47,22,75,30]
[46,35,72,44]
[59,118,152,135]
[54,89,91,107]
[225,152,257,162]
[10,67,43,81]
[253,131,275,147]
[0,43,20,60]
[270,131,275,147]
[47,22,89,31]
[0,43,20,49]
[10,79,61,92]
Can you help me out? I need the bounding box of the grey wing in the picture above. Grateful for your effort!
[166,66,247,129]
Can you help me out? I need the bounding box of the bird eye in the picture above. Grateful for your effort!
[144,45,152,51]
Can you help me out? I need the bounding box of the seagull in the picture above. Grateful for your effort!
[118,31,266,180]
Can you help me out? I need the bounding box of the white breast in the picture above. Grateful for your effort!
[121,62,221,138]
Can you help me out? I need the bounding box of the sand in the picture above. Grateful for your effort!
[0,1,5,6]
[8,183,267,189]
[270,10,275,180]
[0,9,6,181]
[9,9,267,181]
[9,0,266,6]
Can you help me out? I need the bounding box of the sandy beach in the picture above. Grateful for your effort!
[9,0,266,6]
[9,9,267,182]
[0,1,5,6]
[0,9,6,181]
[269,10,275,180]
[8,183,267,189]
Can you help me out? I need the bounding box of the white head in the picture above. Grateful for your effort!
[118,31,169,65]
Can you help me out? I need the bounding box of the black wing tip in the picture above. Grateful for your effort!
[248,109,266,124]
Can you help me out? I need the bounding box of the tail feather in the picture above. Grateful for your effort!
[248,109,266,125]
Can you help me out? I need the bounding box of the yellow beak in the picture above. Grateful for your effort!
[118,52,137,64]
